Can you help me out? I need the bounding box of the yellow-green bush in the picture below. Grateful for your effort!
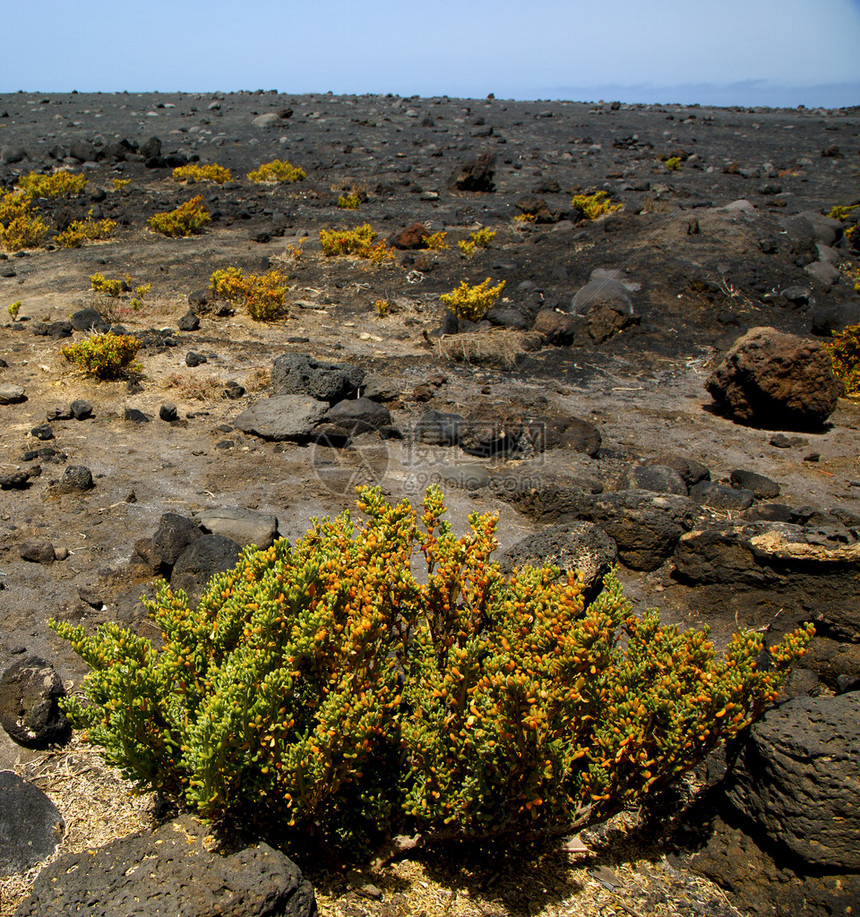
[665,156,682,172]
[7,301,21,320]
[425,231,449,250]
[247,160,306,183]
[458,227,496,256]
[61,332,142,380]
[51,487,811,850]
[148,196,211,237]
[440,277,506,322]
[90,273,124,297]
[0,192,48,251]
[319,223,394,261]
[57,212,116,248]
[210,266,289,321]
[571,191,623,220]
[825,322,860,397]
[173,163,232,184]
[828,203,859,222]
[337,193,361,210]
[17,170,88,199]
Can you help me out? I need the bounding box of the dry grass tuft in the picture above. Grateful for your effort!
[437,330,542,369]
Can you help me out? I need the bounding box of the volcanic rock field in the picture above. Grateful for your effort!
[0,90,859,917]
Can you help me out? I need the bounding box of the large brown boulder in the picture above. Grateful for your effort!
[706,327,842,429]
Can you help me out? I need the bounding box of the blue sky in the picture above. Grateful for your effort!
[2,0,859,107]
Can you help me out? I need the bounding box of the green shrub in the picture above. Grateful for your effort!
[57,213,116,249]
[172,163,232,184]
[319,223,394,261]
[210,266,289,321]
[148,195,211,237]
[458,227,496,256]
[571,191,622,220]
[51,487,811,851]
[665,156,682,172]
[90,272,124,297]
[7,300,21,320]
[17,170,88,199]
[828,203,859,222]
[247,160,306,183]
[425,231,449,250]
[825,322,860,397]
[61,332,142,379]
[0,192,48,251]
[337,193,362,210]
[440,277,506,322]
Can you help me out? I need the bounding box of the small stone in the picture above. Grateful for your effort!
[690,481,755,511]
[30,423,54,441]
[0,384,26,404]
[56,465,94,493]
[770,433,805,448]
[730,469,781,500]
[19,541,56,564]
[70,399,93,420]
[159,403,179,422]
[185,352,208,367]
[177,310,200,331]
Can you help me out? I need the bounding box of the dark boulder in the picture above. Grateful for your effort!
[449,152,496,192]
[497,522,618,599]
[270,353,364,403]
[811,299,860,336]
[171,534,242,605]
[644,454,710,486]
[68,139,99,163]
[317,397,392,440]
[690,481,754,511]
[177,310,201,331]
[619,464,688,495]
[730,469,780,500]
[515,195,558,223]
[19,541,56,564]
[725,692,860,869]
[673,522,860,608]
[687,814,860,917]
[0,656,71,748]
[581,491,697,571]
[490,454,603,523]
[70,307,109,333]
[544,415,602,457]
[233,396,328,442]
[12,814,317,917]
[0,772,64,874]
[134,513,202,572]
[70,399,93,420]
[532,309,577,345]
